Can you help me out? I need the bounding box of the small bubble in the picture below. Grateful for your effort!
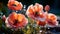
[39,30,42,32]
[24,5,26,9]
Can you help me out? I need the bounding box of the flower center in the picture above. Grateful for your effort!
[35,12,38,15]
[12,4,16,6]
[13,19,18,25]
[34,12,39,16]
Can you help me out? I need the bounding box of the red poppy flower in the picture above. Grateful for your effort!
[26,3,44,20]
[7,0,23,10]
[5,12,28,29]
[45,5,50,12]
[47,13,58,27]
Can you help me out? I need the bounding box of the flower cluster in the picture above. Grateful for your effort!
[2,0,58,30]
[26,3,58,26]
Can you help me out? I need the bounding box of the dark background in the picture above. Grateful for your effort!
[0,0,60,9]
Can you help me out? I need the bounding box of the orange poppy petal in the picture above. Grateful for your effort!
[34,3,43,12]
[47,20,58,27]
[9,12,17,22]
[48,13,57,22]
[27,5,34,15]
[17,14,24,22]
[37,20,46,26]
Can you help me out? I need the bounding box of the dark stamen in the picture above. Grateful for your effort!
[13,20,18,25]
[12,4,16,6]
[34,12,39,16]
[35,12,38,15]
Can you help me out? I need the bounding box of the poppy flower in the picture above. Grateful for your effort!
[7,0,23,10]
[26,3,44,20]
[5,12,28,29]
[47,13,58,27]
[45,5,50,12]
